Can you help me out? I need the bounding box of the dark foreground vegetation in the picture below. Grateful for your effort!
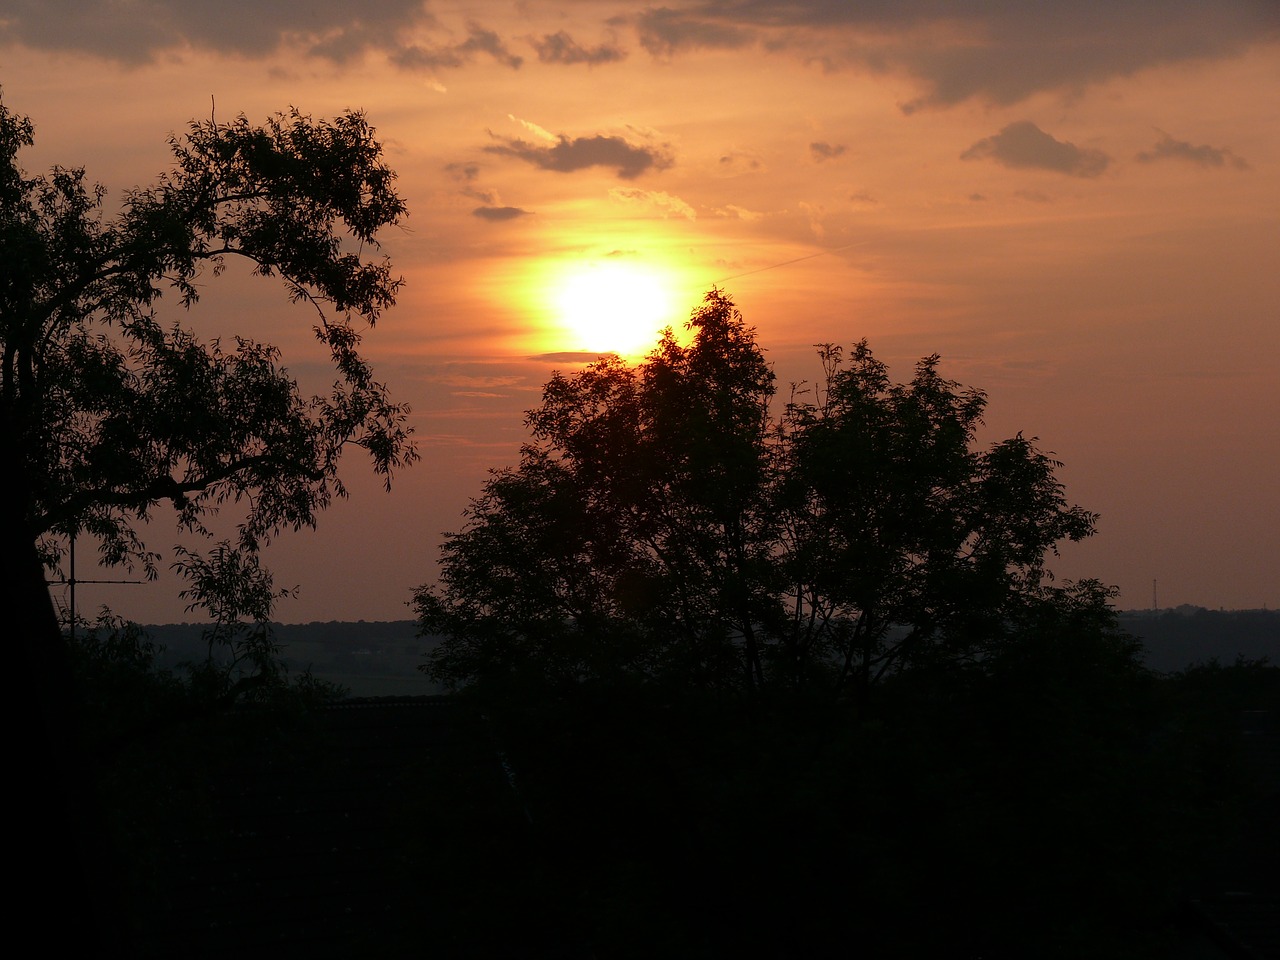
[68,621,1278,959]
[433,663,1277,959]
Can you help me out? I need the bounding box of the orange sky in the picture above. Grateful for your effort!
[7,1,1279,621]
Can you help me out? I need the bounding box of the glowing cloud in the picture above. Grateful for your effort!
[610,188,697,220]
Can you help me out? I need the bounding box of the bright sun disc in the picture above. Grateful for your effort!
[554,261,679,356]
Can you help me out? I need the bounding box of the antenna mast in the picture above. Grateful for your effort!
[46,531,144,643]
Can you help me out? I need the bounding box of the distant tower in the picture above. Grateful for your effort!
[1152,579,1158,612]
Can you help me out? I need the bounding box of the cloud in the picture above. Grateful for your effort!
[609,187,697,219]
[713,204,764,221]
[0,1,539,71]
[717,149,764,174]
[624,1,1277,110]
[799,200,827,239]
[633,7,756,57]
[484,130,673,179]
[11,0,1273,110]
[444,162,481,182]
[445,160,529,216]
[0,0,431,64]
[961,121,1109,177]
[507,115,558,143]
[472,205,531,221]
[465,185,500,204]
[531,30,627,65]
[1136,131,1250,170]
[810,141,847,162]
[393,22,523,70]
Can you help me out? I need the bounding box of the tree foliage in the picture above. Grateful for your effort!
[1,91,416,673]
[775,341,1100,702]
[418,290,1106,705]
[417,292,778,690]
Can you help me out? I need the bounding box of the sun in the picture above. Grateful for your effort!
[551,260,682,356]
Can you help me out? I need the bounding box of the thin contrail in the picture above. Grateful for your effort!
[711,241,865,285]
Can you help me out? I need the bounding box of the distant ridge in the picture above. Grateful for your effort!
[129,609,1280,681]
[138,620,441,698]
[1118,607,1279,673]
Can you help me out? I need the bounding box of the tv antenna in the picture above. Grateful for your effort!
[46,530,145,643]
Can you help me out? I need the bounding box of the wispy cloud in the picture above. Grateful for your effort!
[961,121,1109,178]
[393,22,522,70]
[530,30,626,66]
[717,148,764,174]
[633,7,755,57]
[1137,130,1250,170]
[610,187,696,219]
[507,114,557,143]
[810,141,847,162]
[713,204,764,221]
[444,162,481,182]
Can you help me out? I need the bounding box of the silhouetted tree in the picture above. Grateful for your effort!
[418,291,1103,707]
[2,91,415,685]
[775,342,1099,707]
[417,291,777,691]
[2,92,412,945]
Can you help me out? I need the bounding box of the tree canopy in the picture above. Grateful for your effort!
[2,91,415,686]
[417,290,1108,706]
[1,90,421,947]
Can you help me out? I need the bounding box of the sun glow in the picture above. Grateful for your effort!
[548,259,684,356]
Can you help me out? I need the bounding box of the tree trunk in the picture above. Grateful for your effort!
[4,423,112,948]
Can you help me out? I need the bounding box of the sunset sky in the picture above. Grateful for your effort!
[6,0,1278,623]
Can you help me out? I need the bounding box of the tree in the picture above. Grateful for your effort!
[417,291,777,691]
[775,342,1100,706]
[2,91,415,688]
[2,90,415,946]
[418,291,1105,708]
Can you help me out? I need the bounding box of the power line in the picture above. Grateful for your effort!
[711,241,865,285]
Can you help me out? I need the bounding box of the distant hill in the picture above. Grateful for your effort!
[140,620,442,698]
[1119,606,1279,673]
[133,608,1279,695]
